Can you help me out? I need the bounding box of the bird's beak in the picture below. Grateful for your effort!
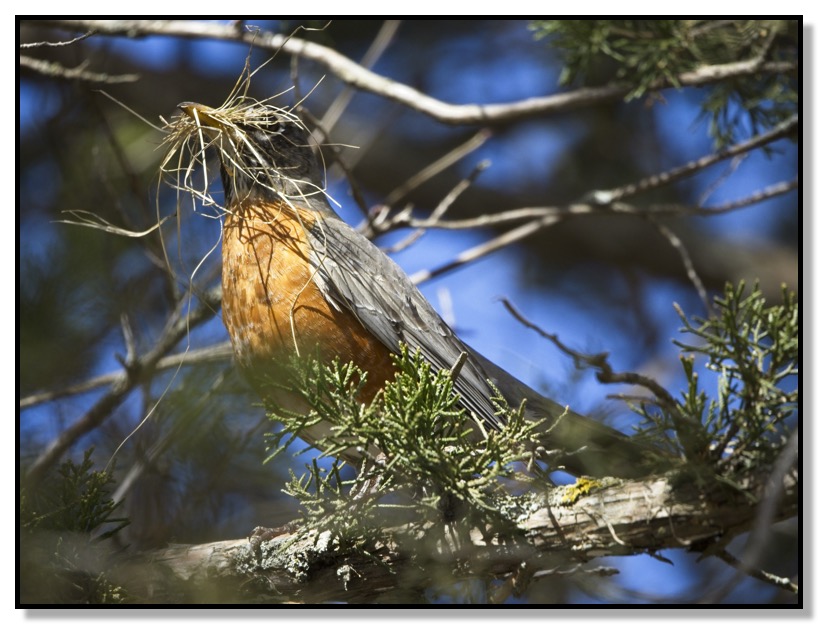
[178,102,223,130]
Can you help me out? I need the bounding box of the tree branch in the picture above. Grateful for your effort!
[410,213,562,285]
[126,471,797,603]
[24,287,223,486]
[19,342,233,409]
[19,55,139,83]
[25,20,797,125]
[650,219,711,315]
[382,160,490,254]
[386,178,798,232]
[587,115,798,204]
[19,29,97,48]
[714,549,798,594]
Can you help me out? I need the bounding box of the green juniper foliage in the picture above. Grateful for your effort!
[635,282,797,477]
[264,346,551,543]
[530,20,798,147]
[21,448,128,537]
[20,450,129,604]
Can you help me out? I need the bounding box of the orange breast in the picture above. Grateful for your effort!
[221,200,395,405]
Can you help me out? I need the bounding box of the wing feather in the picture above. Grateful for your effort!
[307,217,504,431]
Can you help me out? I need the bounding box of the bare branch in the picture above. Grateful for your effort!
[19,55,139,83]
[700,178,798,214]
[20,29,96,48]
[23,287,223,486]
[387,175,796,240]
[410,214,561,285]
[354,129,493,241]
[383,130,492,207]
[317,20,401,137]
[697,154,747,206]
[19,341,233,409]
[383,160,489,254]
[588,115,798,204]
[122,470,797,603]
[25,20,797,125]
[498,298,678,409]
[650,220,711,315]
[714,549,798,594]
[403,205,565,230]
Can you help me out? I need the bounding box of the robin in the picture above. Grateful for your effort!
[178,101,667,479]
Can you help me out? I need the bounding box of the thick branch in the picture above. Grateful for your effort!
[132,471,797,603]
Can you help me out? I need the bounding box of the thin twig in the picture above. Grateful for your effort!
[499,298,676,404]
[119,313,137,367]
[588,115,798,204]
[317,20,401,137]
[650,219,711,316]
[383,160,489,253]
[20,29,96,48]
[499,297,725,465]
[384,129,492,207]
[697,155,747,206]
[714,549,798,594]
[403,206,565,230]
[409,214,561,285]
[700,178,798,214]
[394,178,797,232]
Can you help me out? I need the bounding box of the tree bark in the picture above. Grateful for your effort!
[127,471,797,603]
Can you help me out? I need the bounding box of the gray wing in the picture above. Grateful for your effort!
[307,216,505,431]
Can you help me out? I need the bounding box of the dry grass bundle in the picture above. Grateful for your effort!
[159,61,333,223]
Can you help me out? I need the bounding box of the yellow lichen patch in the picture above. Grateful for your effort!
[560,476,608,506]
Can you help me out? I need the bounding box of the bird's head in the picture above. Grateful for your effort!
[178,102,326,208]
